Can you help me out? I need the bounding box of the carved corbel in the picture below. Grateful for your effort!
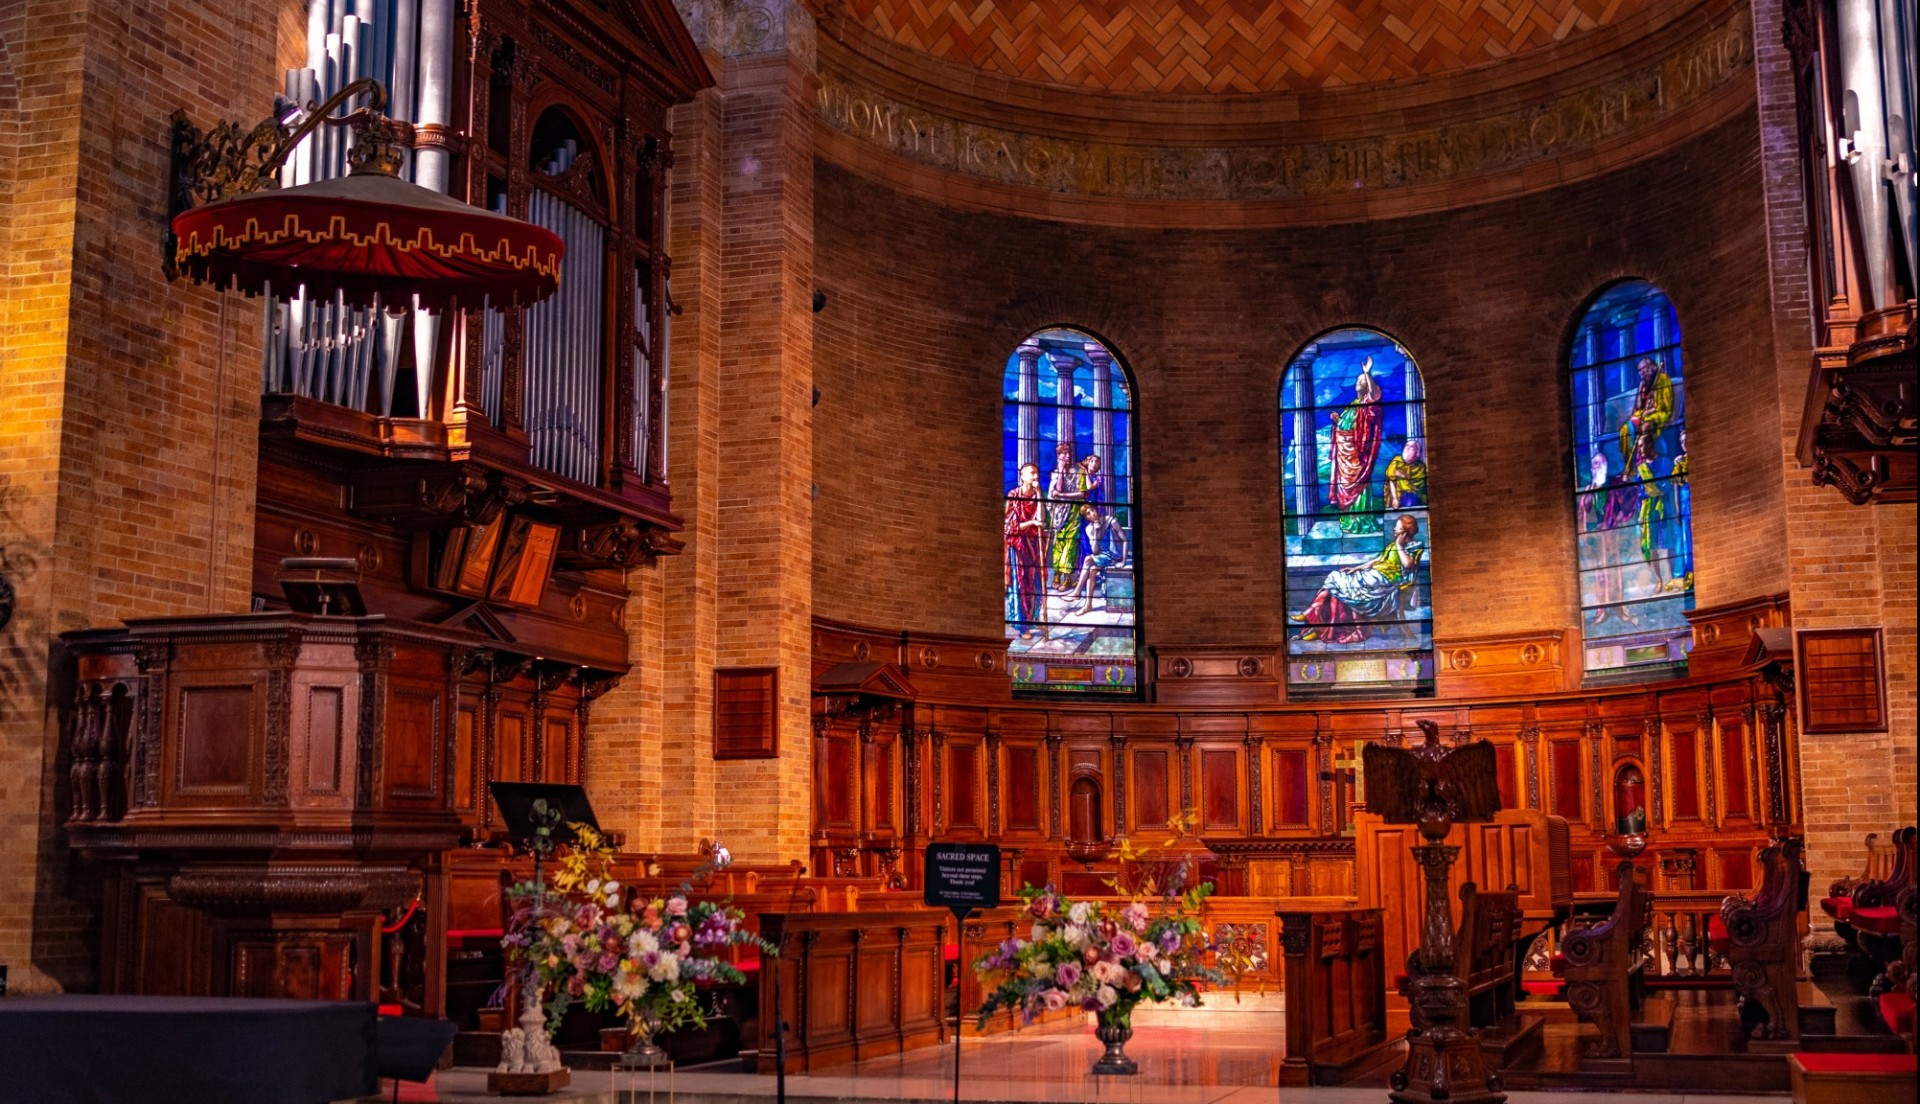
[575,520,679,567]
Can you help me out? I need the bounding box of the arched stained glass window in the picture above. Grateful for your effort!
[1570,280,1694,679]
[1002,329,1138,695]
[1279,328,1433,697]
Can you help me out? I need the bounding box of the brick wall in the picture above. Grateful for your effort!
[0,0,294,993]
[810,103,1790,650]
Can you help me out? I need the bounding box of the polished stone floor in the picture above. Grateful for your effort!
[354,1015,1790,1104]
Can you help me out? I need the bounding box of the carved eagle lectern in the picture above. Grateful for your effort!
[1362,719,1502,833]
[1367,720,1509,1104]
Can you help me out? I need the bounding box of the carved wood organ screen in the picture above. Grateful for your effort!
[263,0,680,503]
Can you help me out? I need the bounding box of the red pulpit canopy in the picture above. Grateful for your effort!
[170,171,564,310]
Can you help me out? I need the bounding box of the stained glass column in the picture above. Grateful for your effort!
[1016,339,1042,470]
[1087,342,1114,477]
[1288,363,1316,518]
[1053,355,1079,448]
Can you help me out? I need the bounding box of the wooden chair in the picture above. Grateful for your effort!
[1853,828,1917,996]
[1560,860,1651,1060]
[1721,836,1809,1041]
[1821,832,1898,928]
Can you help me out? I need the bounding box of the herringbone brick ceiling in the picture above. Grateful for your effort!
[842,0,1656,94]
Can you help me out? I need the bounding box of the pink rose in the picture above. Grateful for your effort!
[1111,932,1137,958]
[1042,990,1068,1012]
[668,896,689,917]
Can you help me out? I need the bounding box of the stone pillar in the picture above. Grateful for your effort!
[594,0,820,863]
[1085,342,1113,480]
[1015,339,1042,471]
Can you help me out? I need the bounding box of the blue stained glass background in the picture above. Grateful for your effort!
[1567,280,1695,678]
[1278,328,1433,697]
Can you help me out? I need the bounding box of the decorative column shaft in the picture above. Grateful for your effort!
[1086,343,1113,479]
[1054,356,1078,451]
[1016,340,1041,471]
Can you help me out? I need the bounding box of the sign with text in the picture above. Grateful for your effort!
[922,843,1002,913]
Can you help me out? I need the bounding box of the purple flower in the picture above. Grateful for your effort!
[1158,931,1181,954]
[1056,961,1082,987]
[1111,932,1137,958]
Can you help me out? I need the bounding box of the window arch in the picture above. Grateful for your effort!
[1279,328,1432,697]
[1570,280,1694,679]
[1002,329,1138,695]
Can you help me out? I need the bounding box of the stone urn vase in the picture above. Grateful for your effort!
[1090,1010,1138,1075]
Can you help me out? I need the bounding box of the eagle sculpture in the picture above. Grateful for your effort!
[1362,719,1502,831]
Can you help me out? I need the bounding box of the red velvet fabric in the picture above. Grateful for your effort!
[1819,896,1856,921]
[1850,905,1901,935]
[171,173,564,309]
[1790,1052,1917,1074]
[1877,991,1915,1037]
[1707,914,1729,956]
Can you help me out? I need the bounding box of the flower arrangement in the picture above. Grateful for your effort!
[972,882,1223,1031]
[502,824,769,1043]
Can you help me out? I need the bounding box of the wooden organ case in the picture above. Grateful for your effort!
[1784,0,1917,504]
[63,0,711,1005]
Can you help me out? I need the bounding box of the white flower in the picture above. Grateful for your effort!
[1063,924,1088,949]
[586,879,602,896]
[648,953,682,983]
[1096,985,1118,1009]
[630,929,660,956]
[671,988,689,1003]
[613,970,649,1001]
[1031,923,1048,942]
[1068,902,1091,925]
[1032,961,1054,979]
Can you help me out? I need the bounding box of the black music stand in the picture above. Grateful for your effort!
[487,783,600,947]
[1364,720,1505,1104]
[374,1015,459,1104]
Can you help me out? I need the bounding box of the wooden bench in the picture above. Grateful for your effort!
[1788,1053,1917,1104]
[1721,836,1811,1041]
[1559,859,1651,1062]
[1875,885,1915,1045]
[1852,828,1917,996]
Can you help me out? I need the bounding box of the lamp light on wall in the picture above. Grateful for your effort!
[276,556,366,616]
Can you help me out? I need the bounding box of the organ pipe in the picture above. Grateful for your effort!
[1836,0,1901,309]
[262,0,668,496]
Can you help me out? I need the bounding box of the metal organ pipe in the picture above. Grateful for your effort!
[1837,0,1896,309]
[1878,0,1916,294]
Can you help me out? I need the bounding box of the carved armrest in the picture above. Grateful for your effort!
[1853,879,1895,910]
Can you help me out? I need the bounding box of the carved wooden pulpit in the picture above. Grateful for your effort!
[1364,720,1505,1104]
